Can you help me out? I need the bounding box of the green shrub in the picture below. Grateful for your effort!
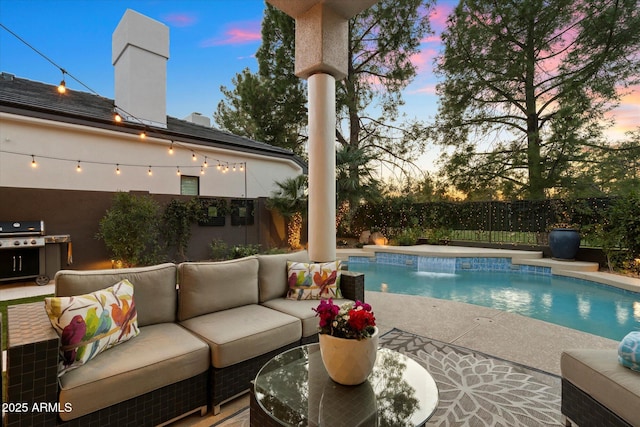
[210,239,229,261]
[96,192,162,267]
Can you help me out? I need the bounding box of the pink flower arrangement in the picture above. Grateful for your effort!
[313,299,376,340]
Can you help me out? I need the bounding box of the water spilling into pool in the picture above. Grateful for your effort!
[350,261,640,341]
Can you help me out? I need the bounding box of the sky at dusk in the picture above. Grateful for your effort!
[0,0,637,173]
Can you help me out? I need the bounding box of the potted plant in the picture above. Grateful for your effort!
[313,299,378,385]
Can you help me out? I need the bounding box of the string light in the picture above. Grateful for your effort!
[239,163,244,172]
[0,24,254,181]
[200,166,205,175]
[176,167,181,176]
[57,70,67,94]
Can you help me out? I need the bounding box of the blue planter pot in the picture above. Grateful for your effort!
[549,228,580,260]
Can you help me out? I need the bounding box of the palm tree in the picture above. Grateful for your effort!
[266,175,308,249]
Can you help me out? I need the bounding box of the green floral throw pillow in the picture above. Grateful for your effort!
[44,279,140,376]
[286,261,342,300]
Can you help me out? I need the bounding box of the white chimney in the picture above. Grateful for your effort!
[112,9,169,128]
[184,112,211,127]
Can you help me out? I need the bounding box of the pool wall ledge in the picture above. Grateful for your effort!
[336,244,640,294]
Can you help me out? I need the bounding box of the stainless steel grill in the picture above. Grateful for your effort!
[0,220,71,285]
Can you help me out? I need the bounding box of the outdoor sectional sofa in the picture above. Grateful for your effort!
[4,250,364,426]
[561,349,640,427]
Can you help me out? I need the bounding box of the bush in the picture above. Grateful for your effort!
[97,192,162,267]
[600,191,640,271]
[210,239,229,261]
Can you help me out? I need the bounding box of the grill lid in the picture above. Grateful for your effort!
[0,220,45,236]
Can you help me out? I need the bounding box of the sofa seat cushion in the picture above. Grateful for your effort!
[262,298,352,338]
[561,349,640,426]
[58,323,209,421]
[180,304,301,368]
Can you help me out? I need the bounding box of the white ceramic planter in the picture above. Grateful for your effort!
[319,327,379,385]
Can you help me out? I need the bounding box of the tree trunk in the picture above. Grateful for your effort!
[525,18,545,200]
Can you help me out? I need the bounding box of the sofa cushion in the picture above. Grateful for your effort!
[177,257,259,321]
[286,261,342,300]
[58,323,209,421]
[561,349,640,426]
[54,263,177,327]
[45,279,140,376]
[262,298,352,338]
[257,250,309,303]
[180,304,301,368]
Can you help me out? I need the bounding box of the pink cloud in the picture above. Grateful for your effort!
[163,13,197,27]
[411,48,438,73]
[429,3,454,33]
[200,21,261,47]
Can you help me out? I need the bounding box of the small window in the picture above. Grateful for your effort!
[180,175,199,196]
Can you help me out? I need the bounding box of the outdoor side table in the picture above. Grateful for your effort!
[251,344,439,426]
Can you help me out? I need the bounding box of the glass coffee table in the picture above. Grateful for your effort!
[250,344,439,426]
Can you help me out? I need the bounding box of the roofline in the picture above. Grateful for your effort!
[0,95,308,173]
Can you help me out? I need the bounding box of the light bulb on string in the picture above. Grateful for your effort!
[116,164,121,175]
[113,107,122,123]
[232,164,236,172]
[76,161,82,172]
[203,157,208,168]
[239,163,245,172]
[140,131,146,139]
[176,167,181,176]
[216,163,221,171]
[148,166,153,176]
[168,142,174,155]
[57,70,67,94]
[200,166,205,175]
[192,152,197,162]
[31,155,37,168]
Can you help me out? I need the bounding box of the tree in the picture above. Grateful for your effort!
[216,0,435,202]
[266,175,308,249]
[214,4,307,155]
[433,0,640,199]
[96,192,162,267]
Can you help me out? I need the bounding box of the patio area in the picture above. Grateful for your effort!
[2,268,621,426]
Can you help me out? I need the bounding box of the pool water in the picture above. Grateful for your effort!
[351,263,640,341]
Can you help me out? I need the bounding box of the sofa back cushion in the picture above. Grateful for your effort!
[257,250,309,303]
[178,256,259,321]
[54,263,177,327]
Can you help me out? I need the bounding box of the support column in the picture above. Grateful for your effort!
[267,0,377,262]
[308,73,336,262]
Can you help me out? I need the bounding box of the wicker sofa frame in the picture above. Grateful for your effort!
[561,378,631,427]
[4,264,365,426]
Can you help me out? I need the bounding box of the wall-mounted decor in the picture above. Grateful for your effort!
[231,199,254,226]
[198,198,229,226]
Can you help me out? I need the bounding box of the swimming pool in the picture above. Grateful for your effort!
[349,257,640,341]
